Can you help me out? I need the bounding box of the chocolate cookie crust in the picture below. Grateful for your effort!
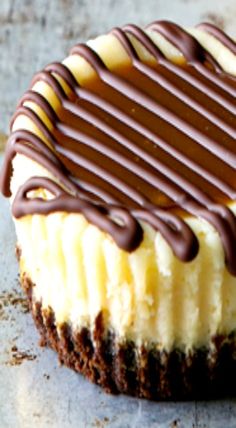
[22,274,236,400]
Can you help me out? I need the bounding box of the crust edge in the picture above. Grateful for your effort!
[22,273,236,400]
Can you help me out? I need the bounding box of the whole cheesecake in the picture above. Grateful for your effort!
[1,20,236,399]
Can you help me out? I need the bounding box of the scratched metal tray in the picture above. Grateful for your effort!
[1,152,236,428]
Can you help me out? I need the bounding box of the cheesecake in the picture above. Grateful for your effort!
[1,20,236,399]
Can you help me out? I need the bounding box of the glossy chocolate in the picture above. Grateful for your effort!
[1,21,236,272]
[196,22,236,56]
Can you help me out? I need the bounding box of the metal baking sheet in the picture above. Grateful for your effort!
[1,154,236,428]
[1,0,236,423]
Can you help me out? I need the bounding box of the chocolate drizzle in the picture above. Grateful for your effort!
[1,20,236,272]
[196,22,236,56]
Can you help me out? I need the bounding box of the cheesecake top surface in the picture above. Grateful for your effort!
[1,20,236,273]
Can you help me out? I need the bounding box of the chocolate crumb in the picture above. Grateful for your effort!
[93,418,109,428]
[15,245,22,261]
[0,288,29,320]
[43,373,50,380]
[32,412,41,418]
[171,419,180,428]
[11,345,18,352]
[7,349,37,366]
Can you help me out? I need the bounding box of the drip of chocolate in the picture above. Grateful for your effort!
[1,20,236,273]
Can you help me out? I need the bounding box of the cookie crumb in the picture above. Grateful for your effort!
[43,373,50,380]
[7,349,37,366]
[171,419,180,428]
[11,345,18,352]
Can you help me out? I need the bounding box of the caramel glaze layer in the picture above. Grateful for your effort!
[1,21,236,273]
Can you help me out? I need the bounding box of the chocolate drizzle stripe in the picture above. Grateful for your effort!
[196,22,236,56]
[30,71,66,101]
[147,20,212,64]
[1,20,236,273]
[1,132,78,197]
[57,120,203,206]
[123,24,165,59]
[68,91,236,200]
[124,25,236,113]
[0,127,80,198]
[147,21,236,94]
[111,28,235,137]
[45,62,79,91]
[111,27,140,60]
[135,62,235,136]
[13,176,198,261]
[8,130,60,166]
[159,60,235,113]
[9,123,121,206]
[15,90,58,124]
[147,21,222,74]
[74,177,122,205]
[13,177,144,252]
[54,134,150,207]
[194,62,236,94]
[12,106,56,146]
[71,44,236,169]
[64,96,236,200]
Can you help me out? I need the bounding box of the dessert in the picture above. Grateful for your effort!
[1,20,236,399]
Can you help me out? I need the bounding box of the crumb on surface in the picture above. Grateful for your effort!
[6,348,37,366]
[0,288,29,321]
[11,345,18,352]
[171,419,180,428]
[43,373,50,380]
[92,418,110,428]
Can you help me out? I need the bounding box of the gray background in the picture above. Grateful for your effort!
[0,0,236,427]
